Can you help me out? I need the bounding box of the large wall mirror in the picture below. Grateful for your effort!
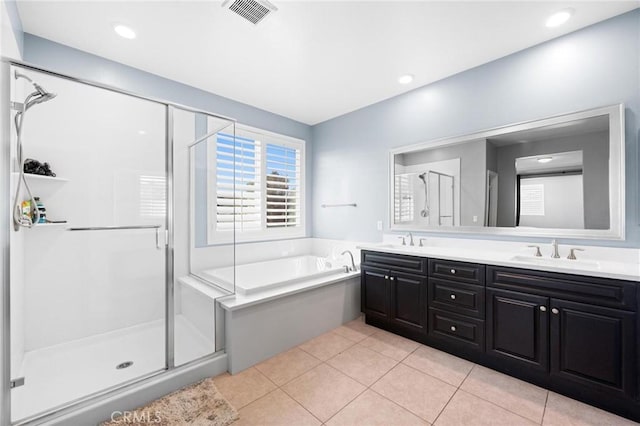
[389,104,625,240]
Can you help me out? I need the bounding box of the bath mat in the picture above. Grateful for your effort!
[101,377,238,426]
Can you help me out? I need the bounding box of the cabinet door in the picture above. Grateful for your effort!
[389,271,427,334]
[486,288,549,372]
[362,266,390,321]
[550,299,636,397]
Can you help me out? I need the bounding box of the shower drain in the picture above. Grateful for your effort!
[116,361,134,370]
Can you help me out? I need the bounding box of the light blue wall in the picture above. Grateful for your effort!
[3,0,23,56]
[21,33,314,236]
[312,9,640,248]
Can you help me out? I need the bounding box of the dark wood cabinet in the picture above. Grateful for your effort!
[486,287,549,372]
[389,271,427,334]
[361,266,390,321]
[361,250,640,421]
[361,252,427,338]
[550,298,636,398]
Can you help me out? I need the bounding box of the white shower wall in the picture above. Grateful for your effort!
[11,68,167,352]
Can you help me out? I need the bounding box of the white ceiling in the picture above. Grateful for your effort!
[16,1,639,125]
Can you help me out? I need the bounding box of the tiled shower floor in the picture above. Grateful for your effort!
[11,315,212,422]
[214,316,637,425]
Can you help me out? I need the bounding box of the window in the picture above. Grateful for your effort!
[139,175,166,219]
[208,124,305,243]
[394,174,414,223]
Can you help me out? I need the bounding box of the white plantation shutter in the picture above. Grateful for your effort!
[215,133,262,232]
[394,174,414,223]
[139,175,166,218]
[266,143,301,228]
[210,127,304,242]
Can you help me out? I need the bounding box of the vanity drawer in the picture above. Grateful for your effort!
[362,251,426,274]
[487,266,637,311]
[429,278,485,319]
[429,259,485,285]
[429,308,484,351]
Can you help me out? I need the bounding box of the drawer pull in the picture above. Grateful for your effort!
[450,294,456,300]
[450,325,457,332]
[450,269,456,274]
[552,308,559,315]
[539,306,547,312]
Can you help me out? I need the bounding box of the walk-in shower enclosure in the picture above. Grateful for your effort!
[1,62,236,424]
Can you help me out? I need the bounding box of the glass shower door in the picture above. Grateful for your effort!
[9,66,169,422]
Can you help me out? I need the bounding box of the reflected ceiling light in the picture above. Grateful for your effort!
[398,74,414,85]
[114,24,136,39]
[546,9,573,28]
[537,157,553,163]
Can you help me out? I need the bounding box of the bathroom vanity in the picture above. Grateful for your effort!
[360,248,640,421]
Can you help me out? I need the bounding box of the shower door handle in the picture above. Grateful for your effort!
[67,225,162,231]
[67,225,164,249]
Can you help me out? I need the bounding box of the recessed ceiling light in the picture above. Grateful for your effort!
[546,9,573,28]
[537,157,553,163]
[114,24,136,40]
[398,74,414,85]
[138,130,147,135]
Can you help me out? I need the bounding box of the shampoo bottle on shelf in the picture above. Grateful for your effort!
[34,197,47,224]
[21,200,32,223]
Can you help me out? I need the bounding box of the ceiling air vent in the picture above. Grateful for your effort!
[222,0,278,25]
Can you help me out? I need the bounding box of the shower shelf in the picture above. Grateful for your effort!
[23,174,69,183]
[28,223,68,229]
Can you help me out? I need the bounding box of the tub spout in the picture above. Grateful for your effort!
[341,250,357,272]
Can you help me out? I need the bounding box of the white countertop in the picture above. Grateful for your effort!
[357,243,640,282]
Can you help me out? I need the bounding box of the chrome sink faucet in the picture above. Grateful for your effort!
[551,239,560,258]
[528,245,542,257]
[406,232,415,246]
[341,250,357,272]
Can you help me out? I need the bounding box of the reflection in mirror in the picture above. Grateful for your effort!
[516,150,584,229]
[390,104,624,239]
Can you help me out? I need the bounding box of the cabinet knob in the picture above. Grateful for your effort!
[450,269,456,274]
[390,276,395,281]
[450,294,456,300]
[551,308,559,315]
[539,306,547,312]
[450,325,457,332]
[384,275,389,280]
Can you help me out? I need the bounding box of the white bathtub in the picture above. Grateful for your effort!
[201,255,346,295]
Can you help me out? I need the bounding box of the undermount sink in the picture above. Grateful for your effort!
[375,243,408,249]
[509,255,601,271]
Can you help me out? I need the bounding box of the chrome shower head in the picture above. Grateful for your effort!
[418,172,427,183]
[15,71,56,111]
[24,91,56,111]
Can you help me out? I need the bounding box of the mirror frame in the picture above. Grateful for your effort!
[388,104,625,240]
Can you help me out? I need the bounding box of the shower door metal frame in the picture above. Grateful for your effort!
[0,59,236,426]
[427,170,455,226]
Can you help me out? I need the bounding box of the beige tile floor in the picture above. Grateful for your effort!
[214,317,638,426]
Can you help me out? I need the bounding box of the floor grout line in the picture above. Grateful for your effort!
[277,370,326,424]
[453,366,548,424]
[367,387,433,424]
[431,363,475,425]
[540,391,550,425]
